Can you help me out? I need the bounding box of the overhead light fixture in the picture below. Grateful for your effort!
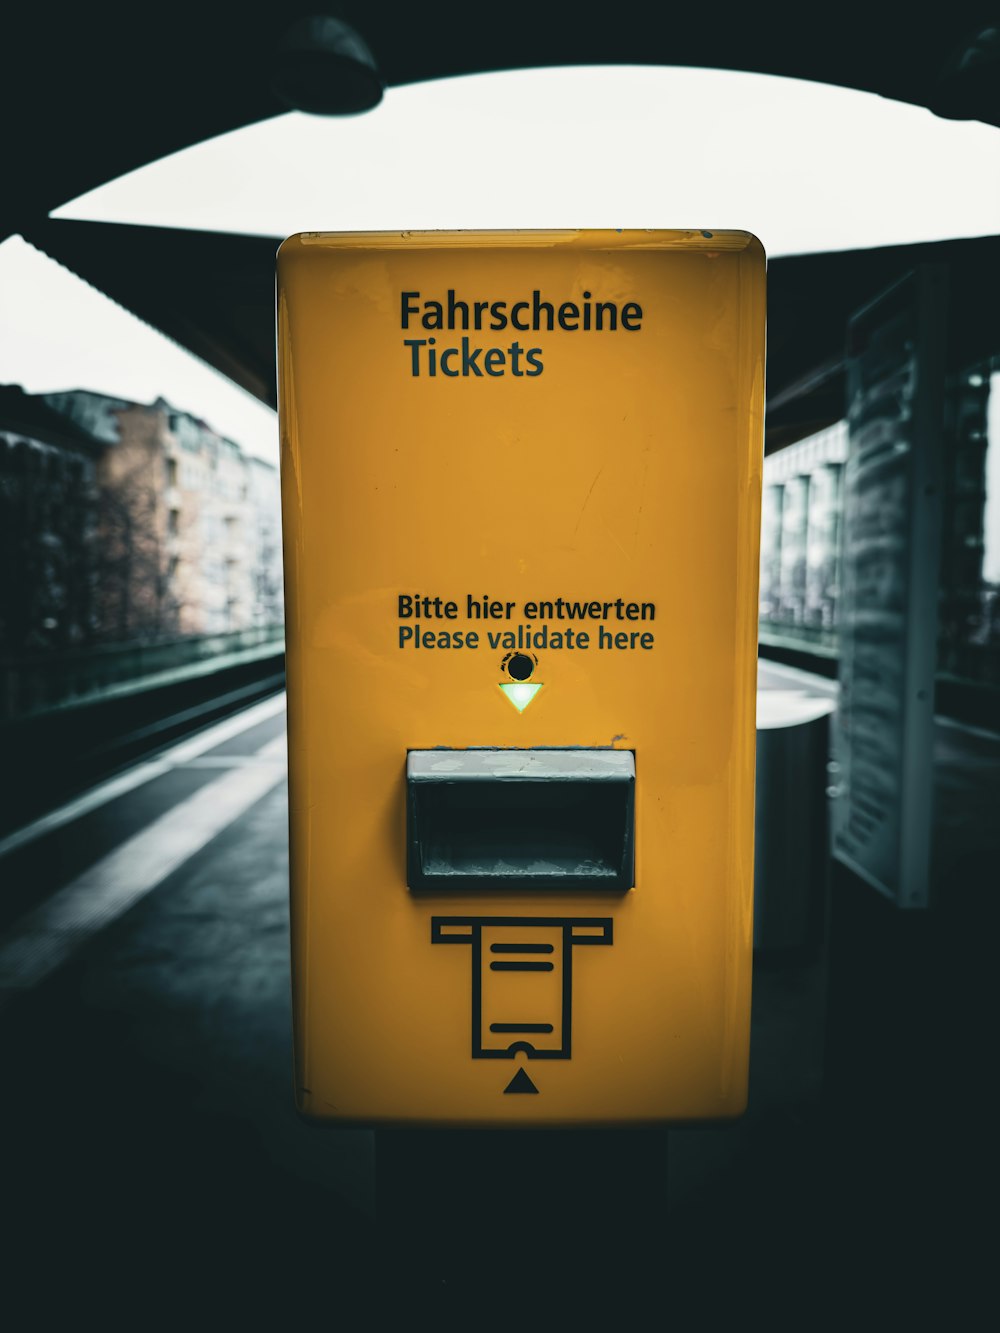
[273,14,384,115]
[930,27,1000,126]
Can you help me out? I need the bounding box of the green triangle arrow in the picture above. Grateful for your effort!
[498,682,543,713]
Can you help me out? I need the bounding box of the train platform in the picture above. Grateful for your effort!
[0,667,993,1324]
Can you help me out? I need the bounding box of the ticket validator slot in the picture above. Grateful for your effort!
[406,750,635,892]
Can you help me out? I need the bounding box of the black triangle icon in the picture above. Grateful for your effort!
[503,1068,539,1095]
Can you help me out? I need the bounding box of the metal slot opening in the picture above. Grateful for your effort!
[406,750,634,892]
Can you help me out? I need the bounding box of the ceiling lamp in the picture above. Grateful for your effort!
[931,26,1000,126]
[273,14,384,115]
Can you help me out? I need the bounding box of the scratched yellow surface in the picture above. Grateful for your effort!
[278,230,765,1125]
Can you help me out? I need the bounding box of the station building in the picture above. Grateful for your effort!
[0,385,282,660]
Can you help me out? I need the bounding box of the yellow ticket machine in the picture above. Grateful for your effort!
[277,229,765,1127]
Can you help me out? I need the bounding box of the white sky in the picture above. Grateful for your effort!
[2,66,998,465]
[56,67,1000,248]
[0,236,280,461]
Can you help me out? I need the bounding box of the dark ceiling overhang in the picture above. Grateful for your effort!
[4,3,1000,240]
[22,218,1000,449]
[23,221,282,407]
[8,4,1000,448]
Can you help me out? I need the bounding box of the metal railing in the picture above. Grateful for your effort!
[0,625,285,721]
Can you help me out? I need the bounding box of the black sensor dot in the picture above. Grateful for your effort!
[507,653,535,681]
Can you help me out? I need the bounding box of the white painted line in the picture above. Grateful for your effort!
[0,743,287,991]
[184,751,286,770]
[256,734,288,761]
[0,759,174,860]
[0,693,286,860]
[164,693,286,765]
